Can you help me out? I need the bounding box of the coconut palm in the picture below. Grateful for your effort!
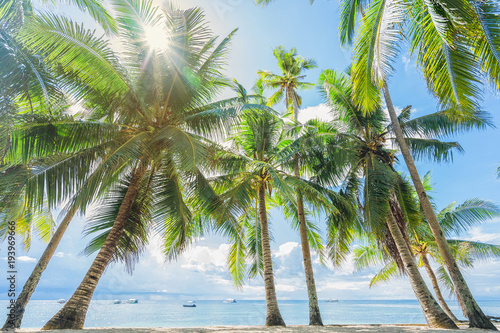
[213,107,341,326]
[1,1,261,329]
[216,109,288,327]
[256,0,500,328]
[354,194,500,323]
[338,1,500,328]
[0,1,116,328]
[257,46,316,118]
[0,0,115,115]
[258,46,324,325]
[317,68,493,328]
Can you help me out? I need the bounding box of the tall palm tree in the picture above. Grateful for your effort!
[2,1,257,329]
[258,46,316,118]
[338,1,500,329]
[317,68,491,328]
[0,1,116,328]
[256,0,500,329]
[213,108,339,326]
[258,46,324,325]
[216,110,288,327]
[354,194,500,323]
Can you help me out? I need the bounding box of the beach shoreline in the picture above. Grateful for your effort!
[14,323,499,333]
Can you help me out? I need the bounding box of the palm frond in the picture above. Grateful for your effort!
[369,260,401,287]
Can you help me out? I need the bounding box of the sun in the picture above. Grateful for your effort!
[144,25,168,50]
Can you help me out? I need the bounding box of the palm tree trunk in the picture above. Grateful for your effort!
[456,291,468,318]
[41,169,144,330]
[421,255,460,323]
[382,81,497,330]
[386,209,457,329]
[294,159,323,326]
[258,183,285,326]
[2,205,78,330]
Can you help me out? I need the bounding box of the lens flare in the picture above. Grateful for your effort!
[144,25,168,50]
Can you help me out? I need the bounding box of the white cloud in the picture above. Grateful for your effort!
[319,280,368,291]
[465,227,500,244]
[275,283,297,292]
[402,55,412,72]
[17,256,37,263]
[275,242,300,258]
[298,103,333,123]
[180,244,231,272]
[55,252,65,258]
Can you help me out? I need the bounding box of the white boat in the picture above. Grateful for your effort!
[126,299,138,304]
[57,299,66,304]
[223,298,237,303]
[183,301,196,307]
[113,299,122,304]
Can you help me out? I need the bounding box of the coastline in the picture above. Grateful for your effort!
[17,323,499,333]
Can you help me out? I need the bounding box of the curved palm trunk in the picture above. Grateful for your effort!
[382,81,496,330]
[258,183,285,326]
[456,292,468,318]
[421,255,460,323]
[294,160,323,326]
[42,170,144,330]
[386,208,457,329]
[2,205,78,330]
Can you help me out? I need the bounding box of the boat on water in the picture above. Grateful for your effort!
[113,299,122,304]
[326,299,339,302]
[126,299,139,304]
[57,299,66,304]
[223,298,237,303]
[183,301,196,307]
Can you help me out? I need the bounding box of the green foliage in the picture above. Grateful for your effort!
[337,0,500,114]
[258,46,316,116]
[216,108,343,286]
[1,3,257,273]
[317,68,496,281]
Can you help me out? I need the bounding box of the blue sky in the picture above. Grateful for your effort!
[1,0,500,303]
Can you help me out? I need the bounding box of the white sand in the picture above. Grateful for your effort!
[15,324,500,333]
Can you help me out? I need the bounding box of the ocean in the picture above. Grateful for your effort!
[2,299,499,328]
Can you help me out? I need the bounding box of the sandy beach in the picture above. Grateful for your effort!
[16,324,500,333]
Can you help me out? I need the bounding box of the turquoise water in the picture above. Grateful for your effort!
[2,299,499,328]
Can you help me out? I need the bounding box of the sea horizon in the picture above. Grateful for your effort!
[2,299,499,329]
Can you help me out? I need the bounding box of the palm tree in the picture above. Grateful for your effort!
[216,109,287,327]
[258,46,316,118]
[354,194,500,323]
[316,68,491,328]
[338,1,500,329]
[1,1,259,329]
[214,107,340,326]
[0,0,116,114]
[0,1,117,329]
[256,0,500,328]
[258,46,324,325]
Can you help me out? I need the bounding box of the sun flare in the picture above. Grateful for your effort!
[144,25,168,50]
